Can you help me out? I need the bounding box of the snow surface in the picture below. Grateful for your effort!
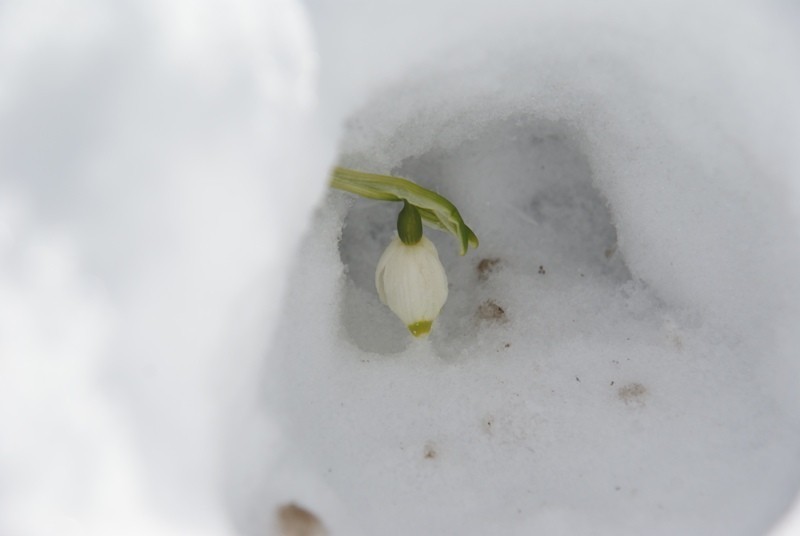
[3,0,800,535]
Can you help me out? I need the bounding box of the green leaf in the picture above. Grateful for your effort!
[331,166,479,255]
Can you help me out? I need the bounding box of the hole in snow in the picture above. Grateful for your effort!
[338,116,631,356]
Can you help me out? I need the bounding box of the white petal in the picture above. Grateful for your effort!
[374,235,448,336]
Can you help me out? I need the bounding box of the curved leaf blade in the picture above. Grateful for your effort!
[331,166,478,255]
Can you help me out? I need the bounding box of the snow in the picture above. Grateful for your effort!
[2,0,800,535]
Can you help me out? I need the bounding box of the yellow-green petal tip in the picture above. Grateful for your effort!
[408,320,433,337]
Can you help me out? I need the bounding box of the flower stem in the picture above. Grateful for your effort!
[397,201,423,245]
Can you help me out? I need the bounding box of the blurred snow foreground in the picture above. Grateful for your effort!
[2,0,800,534]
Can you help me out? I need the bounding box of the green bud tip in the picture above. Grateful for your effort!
[397,201,423,245]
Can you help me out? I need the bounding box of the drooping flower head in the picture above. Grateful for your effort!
[375,233,448,337]
[331,167,477,337]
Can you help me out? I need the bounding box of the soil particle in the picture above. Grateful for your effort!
[277,503,327,536]
[477,299,507,322]
[617,382,647,406]
[477,258,502,281]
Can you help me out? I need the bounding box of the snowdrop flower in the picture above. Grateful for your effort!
[375,203,449,337]
[332,166,477,336]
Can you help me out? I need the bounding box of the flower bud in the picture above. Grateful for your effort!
[375,235,449,337]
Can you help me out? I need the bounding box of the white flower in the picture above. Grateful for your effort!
[375,235,449,337]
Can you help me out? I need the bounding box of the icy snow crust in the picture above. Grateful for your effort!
[270,2,800,535]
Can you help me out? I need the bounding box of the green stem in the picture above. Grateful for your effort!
[397,201,422,245]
